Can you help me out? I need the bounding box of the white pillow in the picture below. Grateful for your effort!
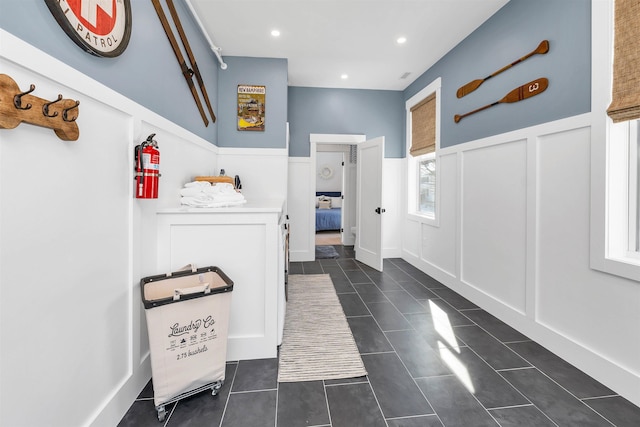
[330,197,342,208]
[318,199,332,209]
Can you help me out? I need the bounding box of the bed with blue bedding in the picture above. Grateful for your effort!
[315,191,342,231]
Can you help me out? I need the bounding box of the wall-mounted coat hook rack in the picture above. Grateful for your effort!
[0,74,80,141]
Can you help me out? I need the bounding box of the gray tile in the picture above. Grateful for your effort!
[445,347,529,409]
[404,312,466,352]
[366,301,412,331]
[277,381,330,427]
[231,358,278,392]
[338,292,370,316]
[368,272,403,291]
[289,263,303,275]
[324,375,368,386]
[430,287,478,310]
[118,400,174,426]
[345,269,372,284]
[416,376,499,427]
[168,363,237,427]
[384,267,414,282]
[500,368,612,426]
[347,316,393,354]
[488,405,556,427]
[416,298,475,326]
[385,330,451,378]
[302,261,323,274]
[397,280,439,300]
[583,396,640,427]
[362,352,434,418]
[336,258,360,270]
[454,325,530,370]
[328,273,356,293]
[353,283,389,303]
[508,341,614,398]
[221,390,277,427]
[384,290,428,314]
[325,383,387,427]
[322,265,347,277]
[386,415,444,427]
[462,309,529,342]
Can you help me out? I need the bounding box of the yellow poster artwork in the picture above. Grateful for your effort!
[237,85,265,131]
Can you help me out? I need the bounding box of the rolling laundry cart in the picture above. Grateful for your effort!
[141,265,233,422]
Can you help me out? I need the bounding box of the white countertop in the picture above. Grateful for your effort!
[157,198,285,214]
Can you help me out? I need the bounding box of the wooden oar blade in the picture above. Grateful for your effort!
[456,79,484,98]
[501,77,548,103]
[537,40,550,54]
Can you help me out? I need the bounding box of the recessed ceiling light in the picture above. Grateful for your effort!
[341,74,349,79]
[271,30,281,37]
[397,37,407,44]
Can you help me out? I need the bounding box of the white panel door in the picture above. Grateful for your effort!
[356,136,385,270]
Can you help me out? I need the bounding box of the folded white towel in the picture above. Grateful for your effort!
[181,196,247,208]
[184,181,211,188]
[179,181,246,207]
[180,187,205,197]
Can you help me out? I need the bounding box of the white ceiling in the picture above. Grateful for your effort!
[187,0,510,91]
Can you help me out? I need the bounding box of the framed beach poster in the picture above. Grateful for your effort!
[237,85,265,131]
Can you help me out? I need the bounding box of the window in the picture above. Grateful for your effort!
[607,119,640,261]
[418,155,436,214]
[591,0,640,281]
[406,78,441,223]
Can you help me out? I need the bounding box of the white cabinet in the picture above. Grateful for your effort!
[157,200,285,361]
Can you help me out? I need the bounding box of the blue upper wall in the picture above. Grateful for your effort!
[286,0,590,157]
[217,57,288,149]
[406,0,591,149]
[288,87,404,158]
[0,0,219,143]
[2,0,591,155]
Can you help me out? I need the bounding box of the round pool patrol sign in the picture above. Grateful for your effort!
[45,0,132,57]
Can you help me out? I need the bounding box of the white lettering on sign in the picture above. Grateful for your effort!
[529,82,540,92]
[81,0,114,27]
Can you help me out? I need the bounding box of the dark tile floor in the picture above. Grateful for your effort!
[119,245,640,427]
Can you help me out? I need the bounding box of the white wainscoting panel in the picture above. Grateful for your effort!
[288,157,314,261]
[420,153,458,278]
[382,159,403,258]
[0,30,219,427]
[461,140,528,314]
[536,127,640,377]
[217,147,289,203]
[402,113,640,406]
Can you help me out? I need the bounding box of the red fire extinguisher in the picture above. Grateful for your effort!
[134,134,160,199]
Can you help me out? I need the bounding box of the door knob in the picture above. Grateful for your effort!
[375,207,386,214]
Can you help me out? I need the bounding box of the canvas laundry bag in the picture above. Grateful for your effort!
[141,265,233,408]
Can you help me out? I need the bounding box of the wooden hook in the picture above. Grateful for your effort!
[62,100,80,122]
[1,74,80,141]
[14,84,36,110]
[42,94,63,117]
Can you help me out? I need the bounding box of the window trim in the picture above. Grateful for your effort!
[590,0,640,282]
[406,77,441,227]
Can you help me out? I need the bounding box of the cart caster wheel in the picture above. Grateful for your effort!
[211,381,223,396]
[157,406,166,422]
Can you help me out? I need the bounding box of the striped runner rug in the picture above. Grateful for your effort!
[277,274,367,382]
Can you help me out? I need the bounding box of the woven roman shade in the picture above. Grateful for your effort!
[410,93,436,156]
[607,0,640,122]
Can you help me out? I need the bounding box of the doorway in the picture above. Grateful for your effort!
[310,134,365,255]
